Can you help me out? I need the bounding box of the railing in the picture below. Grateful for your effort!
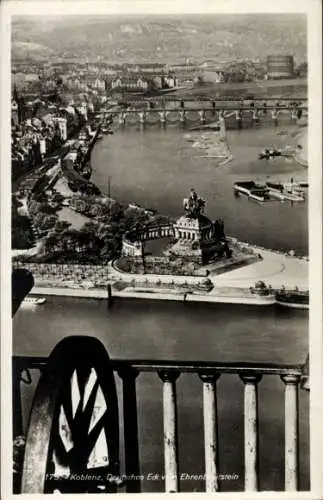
[13,356,307,493]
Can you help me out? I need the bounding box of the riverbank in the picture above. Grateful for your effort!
[25,234,308,308]
[29,285,276,306]
[28,284,310,308]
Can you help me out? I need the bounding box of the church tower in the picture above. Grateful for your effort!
[12,84,24,125]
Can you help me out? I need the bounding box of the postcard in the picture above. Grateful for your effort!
[1,1,322,499]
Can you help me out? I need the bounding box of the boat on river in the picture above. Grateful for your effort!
[267,182,305,202]
[258,147,294,160]
[21,297,46,306]
[276,290,309,309]
[233,181,270,202]
[258,148,282,159]
[101,127,114,135]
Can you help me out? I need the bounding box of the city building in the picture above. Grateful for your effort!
[56,117,68,141]
[111,76,149,91]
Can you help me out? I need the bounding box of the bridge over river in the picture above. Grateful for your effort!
[103,99,307,128]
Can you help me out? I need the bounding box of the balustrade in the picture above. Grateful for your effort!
[13,356,307,494]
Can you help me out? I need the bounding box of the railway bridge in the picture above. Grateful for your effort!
[104,100,307,128]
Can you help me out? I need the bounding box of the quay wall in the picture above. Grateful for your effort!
[29,286,276,306]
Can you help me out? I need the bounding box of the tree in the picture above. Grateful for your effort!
[43,233,60,253]
[39,214,58,231]
[53,220,71,234]
[80,221,99,234]
[33,212,46,228]
[12,212,34,249]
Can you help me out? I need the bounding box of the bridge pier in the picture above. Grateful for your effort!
[199,110,206,125]
[252,109,259,123]
[138,111,146,125]
[179,110,186,124]
[118,112,126,125]
[159,111,166,125]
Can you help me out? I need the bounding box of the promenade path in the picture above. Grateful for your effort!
[208,248,308,291]
[108,246,308,292]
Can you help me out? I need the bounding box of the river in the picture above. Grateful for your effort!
[13,124,309,492]
[91,124,308,254]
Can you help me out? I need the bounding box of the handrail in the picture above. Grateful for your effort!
[13,355,304,375]
[112,105,307,112]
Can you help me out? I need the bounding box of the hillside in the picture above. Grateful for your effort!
[12,14,307,64]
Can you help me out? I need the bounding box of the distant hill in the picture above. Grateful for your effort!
[11,14,307,64]
[12,41,53,60]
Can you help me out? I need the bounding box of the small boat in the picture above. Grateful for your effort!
[101,127,114,135]
[22,297,46,306]
[258,148,282,160]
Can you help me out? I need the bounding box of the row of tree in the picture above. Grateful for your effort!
[12,195,35,249]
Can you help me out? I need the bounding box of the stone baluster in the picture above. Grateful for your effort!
[240,374,262,491]
[281,374,300,491]
[199,374,220,492]
[158,371,180,493]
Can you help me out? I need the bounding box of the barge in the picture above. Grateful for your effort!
[276,290,309,309]
[234,180,306,203]
[267,182,305,202]
[258,147,294,160]
[233,181,270,202]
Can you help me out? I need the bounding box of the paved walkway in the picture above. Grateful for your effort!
[211,248,308,290]
[109,245,308,292]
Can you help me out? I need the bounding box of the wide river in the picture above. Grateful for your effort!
[13,124,309,492]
